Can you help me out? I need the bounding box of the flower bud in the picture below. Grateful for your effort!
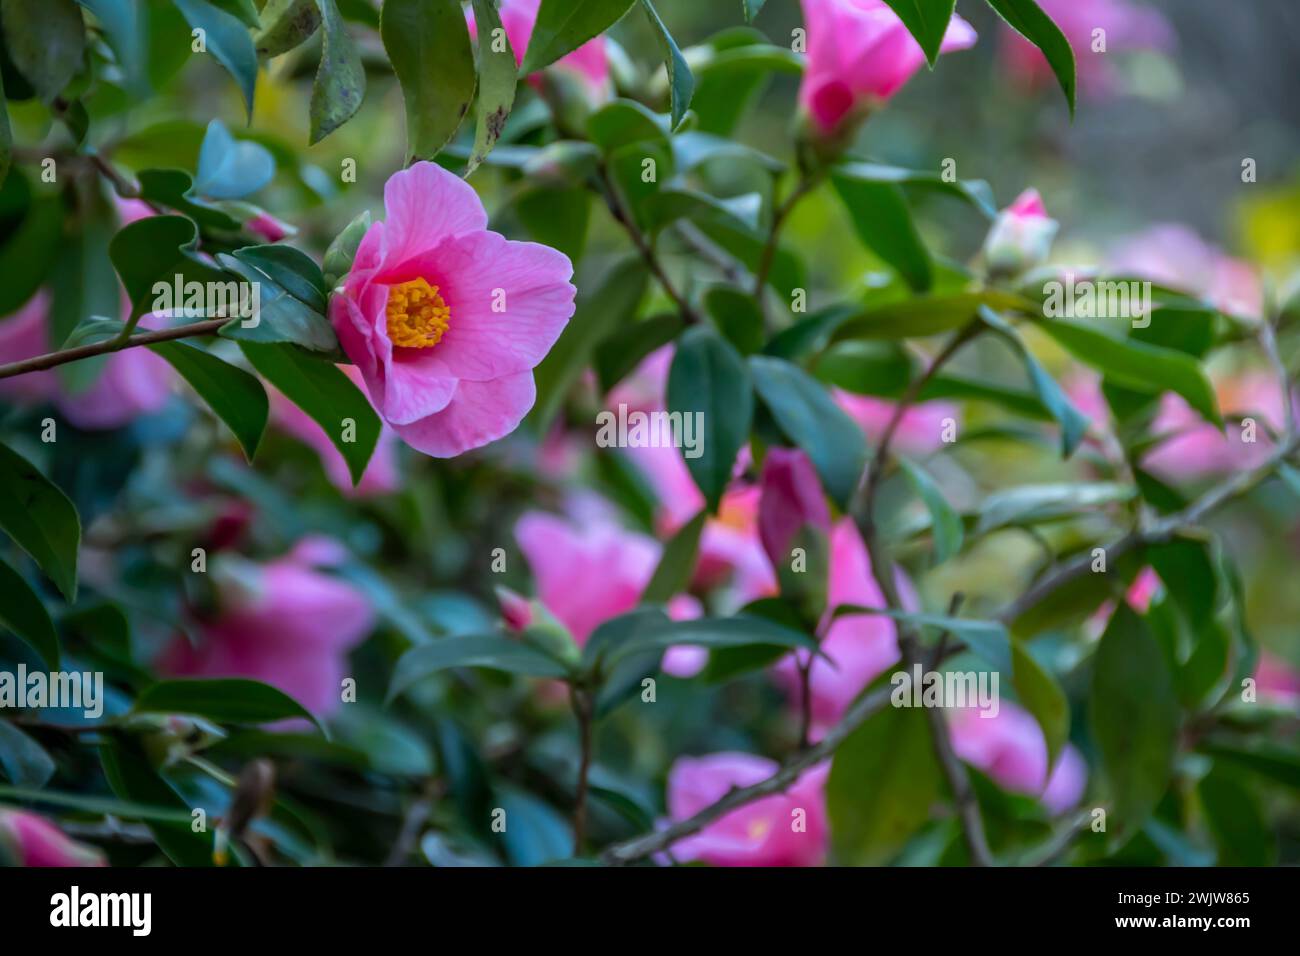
[982,189,1059,278]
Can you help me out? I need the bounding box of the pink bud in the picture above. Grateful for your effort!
[758,448,832,572]
[983,188,1059,276]
[0,809,106,867]
[496,586,533,632]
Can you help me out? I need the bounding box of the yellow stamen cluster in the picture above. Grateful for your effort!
[386,277,450,349]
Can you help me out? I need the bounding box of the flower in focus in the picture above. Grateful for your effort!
[834,389,959,456]
[0,808,106,867]
[666,753,829,866]
[1108,224,1263,319]
[773,519,908,736]
[269,365,401,496]
[158,537,374,718]
[1001,0,1174,97]
[799,0,977,141]
[330,162,575,458]
[982,188,1059,277]
[468,0,611,99]
[948,702,1088,814]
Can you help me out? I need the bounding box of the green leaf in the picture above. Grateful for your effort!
[833,160,996,218]
[976,481,1133,534]
[75,0,147,97]
[897,456,962,563]
[829,704,943,864]
[0,190,63,315]
[594,313,683,392]
[1197,767,1275,866]
[881,0,957,67]
[193,119,275,200]
[532,255,648,430]
[321,210,370,287]
[135,678,322,731]
[108,215,226,327]
[0,442,80,601]
[980,308,1090,456]
[1011,640,1067,770]
[134,168,242,230]
[310,0,366,143]
[174,0,258,118]
[0,0,86,101]
[749,356,867,508]
[240,342,380,485]
[1200,741,1300,791]
[388,635,572,702]
[1038,319,1221,427]
[521,0,635,74]
[640,0,693,130]
[215,253,338,351]
[984,0,1076,115]
[232,244,327,313]
[666,327,752,510]
[831,175,931,292]
[381,0,476,161]
[703,287,764,355]
[515,186,591,263]
[0,720,55,788]
[148,339,269,461]
[1089,604,1179,834]
[467,0,518,175]
[831,291,1030,342]
[254,0,321,57]
[641,509,705,604]
[0,554,61,668]
[742,0,767,21]
[100,738,218,865]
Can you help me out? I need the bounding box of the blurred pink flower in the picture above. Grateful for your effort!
[468,0,610,98]
[1108,224,1263,319]
[758,447,832,573]
[1001,0,1173,97]
[666,753,829,866]
[159,537,374,718]
[0,292,174,430]
[773,519,907,735]
[269,364,401,496]
[0,809,106,867]
[330,162,575,457]
[1255,652,1300,706]
[834,389,958,456]
[983,187,1059,275]
[799,0,977,137]
[949,702,1088,814]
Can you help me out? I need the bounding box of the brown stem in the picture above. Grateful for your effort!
[796,655,814,750]
[0,318,227,381]
[571,686,595,856]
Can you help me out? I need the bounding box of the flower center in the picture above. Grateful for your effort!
[386,278,450,349]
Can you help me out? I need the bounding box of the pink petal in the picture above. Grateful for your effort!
[393,370,537,458]
[380,162,489,271]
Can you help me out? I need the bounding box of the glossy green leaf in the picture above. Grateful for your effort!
[310,0,366,143]
[831,292,1030,342]
[881,0,958,67]
[897,456,962,563]
[0,555,60,668]
[149,339,269,461]
[232,244,327,313]
[0,442,80,601]
[389,635,572,702]
[381,0,476,161]
[254,0,321,57]
[467,0,518,175]
[215,253,338,351]
[240,342,380,485]
[667,327,752,510]
[749,356,867,508]
[1089,604,1179,834]
[108,215,226,327]
[321,210,371,288]
[641,509,706,604]
[135,678,321,731]
[521,0,635,74]
[640,0,693,129]
[985,0,1076,115]
[0,0,86,101]
[832,174,931,291]
[174,0,258,118]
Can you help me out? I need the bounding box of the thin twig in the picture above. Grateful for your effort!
[0,318,227,381]
[571,687,595,856]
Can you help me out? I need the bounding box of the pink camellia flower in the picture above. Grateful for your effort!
[0,808,106,867]
[834,389,959,457]
[1255,652,1300,707]
[982,188,1059,276]
[0,293,174,429]
[773,519,910,737]
[269,365,401,496]
[158,537,374,719]
[666,753,829,866]
[1108,224,1263,319]
[949,702,1088,814]
[799,0,977,138]
[1001,0,1173,97]
[758,447,832,573]
[468,0,610,98]
[330,162,575,458]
